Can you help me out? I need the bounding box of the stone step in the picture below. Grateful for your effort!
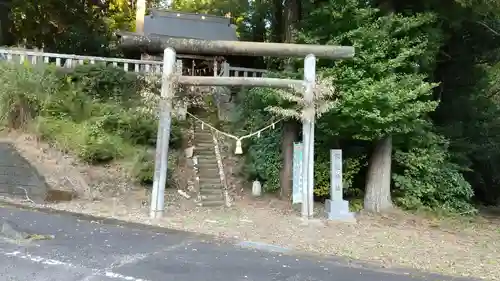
[200,183,222,192]
[195,141,214,145]
[195,142,215,148]
[195,148,215,153]
[195,138,213,142]
[195,150,215,155]
[197,154,217,159]
[197,166,219,172]
[200,180,222,190]
[197,155,218,161]
[199,193,224,200]
[199,179,222,185]
[200,177,221,184]
[197,156,216,161]
[195,132,213,137]
[199,168,220,174]
[200,190,222,196]
[197,162,219,168]
[200,168,220,174]
[195,132,214,137]
[195,152,215,157]
[198,171,219,177]
[200,189,224,196]
[197,200,225,207]
[198,170,220,177]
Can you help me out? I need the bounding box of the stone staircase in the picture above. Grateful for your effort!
[194,123,225,207]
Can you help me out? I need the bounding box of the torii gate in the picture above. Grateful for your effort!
[118,34,355,220]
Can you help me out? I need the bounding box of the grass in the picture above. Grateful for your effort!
[31,116,135,163]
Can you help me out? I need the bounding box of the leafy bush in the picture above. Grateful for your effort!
[244,129,282,192]
[41,81,93,122]
[67,64,142,103]
[32,116,130,163]
[314,155,365,197]
[90,103,183,149]
[233,88,283,192]
[392,132,476,213]
[131,149,177,186]
[0,62,61,128]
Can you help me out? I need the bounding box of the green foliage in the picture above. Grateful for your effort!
[130,149,177,186]
[32,116,129,164]
[9,0,134,55]
[233,88,282,192]
[0,62,60,128]
[314,155,364,197]
[169,0,250,38]
[235,0,477,214]
[438,62,500,204]
[392,132,476,213]
[300,0,442,140]
[131,150,156,185]
[245,130,282,192]
[0,61,183,185]
[313,160,331,197]
[68,64,142,102]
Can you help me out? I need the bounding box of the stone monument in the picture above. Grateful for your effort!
[325,149,355,221]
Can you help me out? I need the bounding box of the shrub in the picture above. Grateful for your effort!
[0,62,61,128]
[41,81,94,122]
[313,155,365,198]
[32,116,130,164]
[392,132,476,214]
[67,64,142,103]
[244,129,282,192]
[131,148,177,186]
[91,104,183,149]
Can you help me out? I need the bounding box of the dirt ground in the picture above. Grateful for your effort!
[2,133,500,280]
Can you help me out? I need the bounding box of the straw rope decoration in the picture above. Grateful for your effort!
[186,112,285,155]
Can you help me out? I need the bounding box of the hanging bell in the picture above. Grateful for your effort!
[234,139,243,155]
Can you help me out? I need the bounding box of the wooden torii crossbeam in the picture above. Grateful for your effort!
[118,32,355,59]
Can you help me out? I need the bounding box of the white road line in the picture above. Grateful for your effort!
[1,250,150,281]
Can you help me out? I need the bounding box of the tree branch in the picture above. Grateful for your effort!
[476,21,500,36]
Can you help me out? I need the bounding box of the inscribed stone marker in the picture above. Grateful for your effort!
[292,142,303,204]
[330,149,342,201]
[325,149,355,221]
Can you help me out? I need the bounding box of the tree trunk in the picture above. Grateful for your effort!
[279,0,301,201]
[364,135,393,212]
[252,0,266,43]
[271,0,283,43]
[135,0,146,32]
[280,121,298,199]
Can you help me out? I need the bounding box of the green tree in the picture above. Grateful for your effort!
[10,0,135,55]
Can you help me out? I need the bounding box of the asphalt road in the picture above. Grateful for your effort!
[0,205,476,281]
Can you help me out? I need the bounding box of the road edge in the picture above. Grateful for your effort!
[0,198,478,281]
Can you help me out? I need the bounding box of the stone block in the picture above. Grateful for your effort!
[325,199,356,221]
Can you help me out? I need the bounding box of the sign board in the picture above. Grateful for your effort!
[292,142,303,203]
[330,149,343,201]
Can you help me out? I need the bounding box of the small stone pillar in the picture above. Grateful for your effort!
[252,180,262,197]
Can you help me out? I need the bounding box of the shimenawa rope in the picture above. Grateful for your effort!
[186,112,284,154]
